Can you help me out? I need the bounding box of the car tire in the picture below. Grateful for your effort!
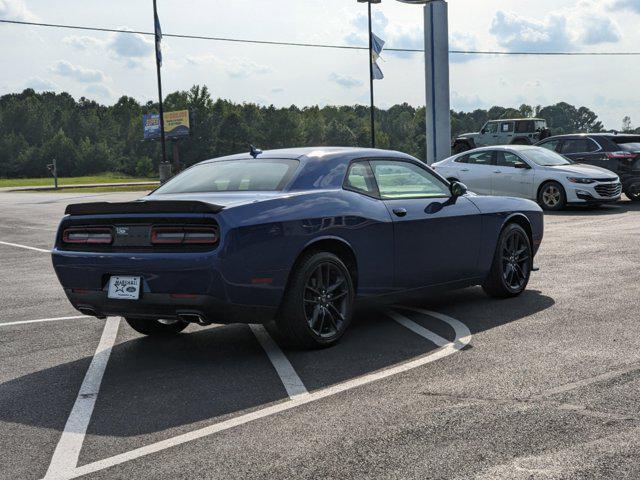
[624,183,640,202]
[125,317,189,336]
[272,251,355,349]
[482,223,532,299]
[537,181,567,211]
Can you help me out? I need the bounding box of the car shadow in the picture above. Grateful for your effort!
[0,289,555,448]
[545,199,640,217]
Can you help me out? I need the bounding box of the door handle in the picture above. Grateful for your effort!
[392,208,407,218]
[460,168,470,172]
[493,170,502,174]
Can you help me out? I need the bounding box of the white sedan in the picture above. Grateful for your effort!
[432,146,621,210]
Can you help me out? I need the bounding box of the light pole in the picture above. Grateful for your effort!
[356,0,450,163]
[357,0,381,148]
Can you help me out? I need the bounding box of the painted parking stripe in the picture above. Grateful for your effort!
[0,315,88,327]
[250,324,308,399]
[386,310,449,347]
[44,317,120,480]
[395,306,472,349]
[53,310,470,479]
[0,240,50,253]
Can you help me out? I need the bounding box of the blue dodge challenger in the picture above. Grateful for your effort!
[52,147,543,348]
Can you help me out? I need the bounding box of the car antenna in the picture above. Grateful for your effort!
[249,144,263,158]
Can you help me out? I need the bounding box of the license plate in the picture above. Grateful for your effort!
[107,276,141,300]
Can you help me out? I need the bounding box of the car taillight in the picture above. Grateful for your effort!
[151,226,219,245]
[62,227,113,244]
[606,151,636,159]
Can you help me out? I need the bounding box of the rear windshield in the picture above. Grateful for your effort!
[612,137,640,152]
[154,159,299,194]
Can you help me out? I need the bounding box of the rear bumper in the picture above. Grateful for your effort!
[66,289,276,324]
[52,248,286,324]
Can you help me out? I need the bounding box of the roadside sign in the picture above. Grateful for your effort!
[143,110,190,140]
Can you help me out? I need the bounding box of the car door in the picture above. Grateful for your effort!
[491,150,535,199]
[456,150,495,195]
[559,138,602,166]
[368,159,483,289]
[477,122,499,147]
[497,121,515,145]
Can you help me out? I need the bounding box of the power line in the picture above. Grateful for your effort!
[3,18,640,56]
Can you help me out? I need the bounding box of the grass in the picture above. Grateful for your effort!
[50,185,156,193]
[0,173,157,188]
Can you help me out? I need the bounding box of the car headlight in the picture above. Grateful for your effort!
[567,177,595,184]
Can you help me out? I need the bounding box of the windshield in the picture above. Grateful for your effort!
[524,148,572,166]
[154,159,299,194]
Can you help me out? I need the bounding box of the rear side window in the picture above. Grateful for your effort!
[561,139,596,154]
[611,136,640,152]
[458,151,494,165]
[370,160,450,199]
[154,159,299,194]
[345,162,377,196]
[515,121,534,133]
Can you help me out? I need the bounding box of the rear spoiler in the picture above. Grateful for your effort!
[65,200,225,216]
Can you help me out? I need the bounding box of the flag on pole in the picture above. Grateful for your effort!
[154,10,163,67]
[371,32,385,80]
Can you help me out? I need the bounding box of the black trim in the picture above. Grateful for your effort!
[65,200,225,216]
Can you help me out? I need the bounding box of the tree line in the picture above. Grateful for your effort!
[0,85,614,178]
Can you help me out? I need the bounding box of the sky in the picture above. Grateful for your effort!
[1,0,640,129]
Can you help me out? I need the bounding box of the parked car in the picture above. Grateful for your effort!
[452,118,551,154]
[536,133,640,201]
[52,147,543,349]
[432,145,621,211]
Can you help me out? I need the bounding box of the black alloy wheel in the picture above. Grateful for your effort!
[483,223,532,298]
[304,262,350,339]
[271,251,355,349]
[625,182,640,202]
[501,229,531,291]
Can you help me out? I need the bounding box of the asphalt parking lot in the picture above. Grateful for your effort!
[1,190,639,480]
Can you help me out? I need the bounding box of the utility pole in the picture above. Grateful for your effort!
[367,0,376,148]
[153,0,167,167]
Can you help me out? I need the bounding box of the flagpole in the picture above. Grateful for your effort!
[153,0,167,165]
[367,0,376,149]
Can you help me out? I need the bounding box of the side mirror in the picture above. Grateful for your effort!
[514,162,529,169]
[481,128,486,134]
[450,181,468,198]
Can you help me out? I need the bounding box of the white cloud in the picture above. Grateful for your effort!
[186,53,272,79]
[490,2,621,52]
[609,0,640,13]
[106,31,154,68]
[63,35,104,50]
[328,72,363,89]
[0,0,38,22]
[24,76,57,91]
[51,61,106,83]
[84,84,114,102]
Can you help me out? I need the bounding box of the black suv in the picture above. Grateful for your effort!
[536,134,640,201]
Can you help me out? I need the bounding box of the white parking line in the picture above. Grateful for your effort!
[51,310,470,479]
[0,316,88,327]
[44,317,120,480]
[0,240,50,253]
[249,324,308,399]
[386,310,449,347]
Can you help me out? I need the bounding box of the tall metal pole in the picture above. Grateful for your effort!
[367,1,376,148]
[153,0,167,165]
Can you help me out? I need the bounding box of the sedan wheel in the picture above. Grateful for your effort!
[273,251,355,349]
[625,182,640,202]
[538,182,567,211]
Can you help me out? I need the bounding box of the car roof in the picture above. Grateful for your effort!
[455,145,541,154]
[486,118,545,122]
[199,146,415,164]
[543,133,640,139]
